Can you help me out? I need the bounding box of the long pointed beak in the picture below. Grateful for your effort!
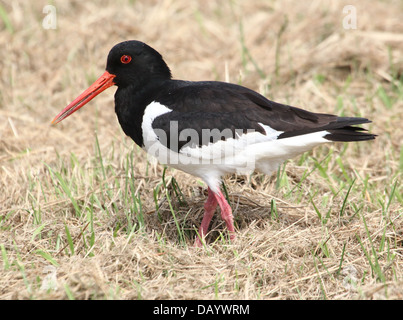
[52,71,116,124]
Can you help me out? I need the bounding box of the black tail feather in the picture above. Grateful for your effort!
[324,129,376,142]
[277,116,376,141]
[324,118,376,142]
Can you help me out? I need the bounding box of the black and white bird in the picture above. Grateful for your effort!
[52,40,375,246]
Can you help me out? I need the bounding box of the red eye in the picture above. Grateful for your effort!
[120,55,132,64]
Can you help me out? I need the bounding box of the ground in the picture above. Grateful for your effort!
[0,0,402,300]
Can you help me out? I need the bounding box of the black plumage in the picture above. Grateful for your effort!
[150,80,375,151]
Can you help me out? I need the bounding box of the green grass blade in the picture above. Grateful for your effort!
[54,171,81,216]
[340,178,355,217]
[383,179,398,217]
[162,168,186,245]
[64,284,75,300]
[399,145,403,173]
[1,244,10,270]
[270,198,278,221]
[336,157,352,184]
[0,4,13,33]
[31,224,46,242]
[95,133,107,180]
[36,250,59,267]
[221,181,230,205]
[64,224,75,255]
[171,177,187,206]
[377,86,393,109]
[337,242,347,276]
[44,163,81,216]
[309,191,323,222]
[357,212,386,282]
[312,254,327,300]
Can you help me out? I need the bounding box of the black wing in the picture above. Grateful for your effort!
[152,80,375,151]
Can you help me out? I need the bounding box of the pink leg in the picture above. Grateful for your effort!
[194,187,235,247]
[215,190,236,241]
[194,188,218,247]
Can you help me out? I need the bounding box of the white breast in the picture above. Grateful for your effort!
[141,101,172,149]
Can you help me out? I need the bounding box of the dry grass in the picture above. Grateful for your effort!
[0,0,402,300]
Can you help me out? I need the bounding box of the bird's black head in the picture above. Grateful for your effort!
[105,40,172,88]
[51,40,172,124]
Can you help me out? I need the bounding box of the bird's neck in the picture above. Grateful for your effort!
[114,78,169,147]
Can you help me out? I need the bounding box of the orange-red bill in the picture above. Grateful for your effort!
[52,71,116,124]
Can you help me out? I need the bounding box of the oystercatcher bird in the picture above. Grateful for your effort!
[52,40,375,246]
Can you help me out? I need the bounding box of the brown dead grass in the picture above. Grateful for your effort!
[0,0,402,300]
